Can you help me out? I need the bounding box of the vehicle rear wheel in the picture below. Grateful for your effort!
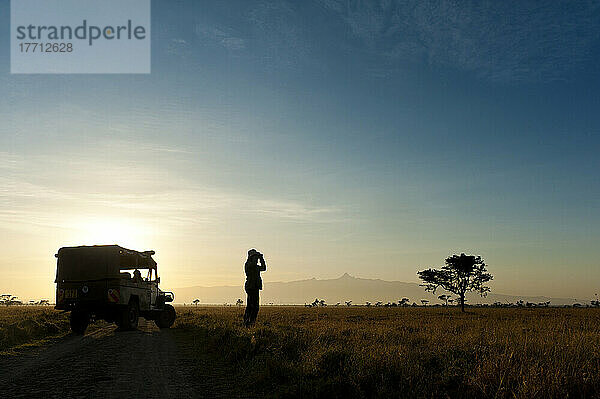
[155,304,176,329]
[70,310,89,335]
[119,301,139,331]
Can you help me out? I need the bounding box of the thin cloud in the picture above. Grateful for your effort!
[0,154,347,233]
[0,152,22,171]
[194,25,246,51]
[245,199,342,222]
[318,0,600,83]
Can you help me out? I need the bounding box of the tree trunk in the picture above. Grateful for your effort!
[460,293,465,312]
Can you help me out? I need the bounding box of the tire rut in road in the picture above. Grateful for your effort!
[0,319,240,398]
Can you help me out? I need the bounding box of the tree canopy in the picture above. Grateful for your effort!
[417,253,493,312]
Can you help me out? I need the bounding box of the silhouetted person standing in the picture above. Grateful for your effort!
[243,248,266,327]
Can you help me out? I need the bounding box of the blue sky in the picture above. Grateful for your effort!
[1,0,599,300]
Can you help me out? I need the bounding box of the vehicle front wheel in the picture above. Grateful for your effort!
[119,301,139,331]
[70,310,89,335]
[155,304,176,329]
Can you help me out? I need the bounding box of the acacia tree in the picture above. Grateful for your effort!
[417,253,492,312]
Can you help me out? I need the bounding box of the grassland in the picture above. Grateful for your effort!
[1,306,599,397]
[174,306,600,399]
[0,306,70,352]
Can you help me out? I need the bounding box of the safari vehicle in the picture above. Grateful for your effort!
[55,245,176,335]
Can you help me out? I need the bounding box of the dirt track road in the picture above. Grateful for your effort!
[0,319,239,399]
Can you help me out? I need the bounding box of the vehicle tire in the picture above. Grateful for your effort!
[155,304,176,329]
[70,310,89,335]
[119,301,139,331]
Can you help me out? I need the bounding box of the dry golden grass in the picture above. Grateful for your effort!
[1,305,598,397]
[175,306,600,399]
[0,306,69,352]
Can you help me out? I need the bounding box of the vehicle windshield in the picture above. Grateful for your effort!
[119,268,156,281]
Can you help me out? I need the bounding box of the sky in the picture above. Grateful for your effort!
[1,0,599,301]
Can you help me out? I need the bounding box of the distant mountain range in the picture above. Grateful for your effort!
[174,273,584,306]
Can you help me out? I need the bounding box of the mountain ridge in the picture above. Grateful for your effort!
[174,273,583,305]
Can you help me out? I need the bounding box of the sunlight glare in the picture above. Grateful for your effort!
[69,217,153,250]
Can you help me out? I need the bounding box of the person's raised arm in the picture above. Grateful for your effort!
[258,254,267,271]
